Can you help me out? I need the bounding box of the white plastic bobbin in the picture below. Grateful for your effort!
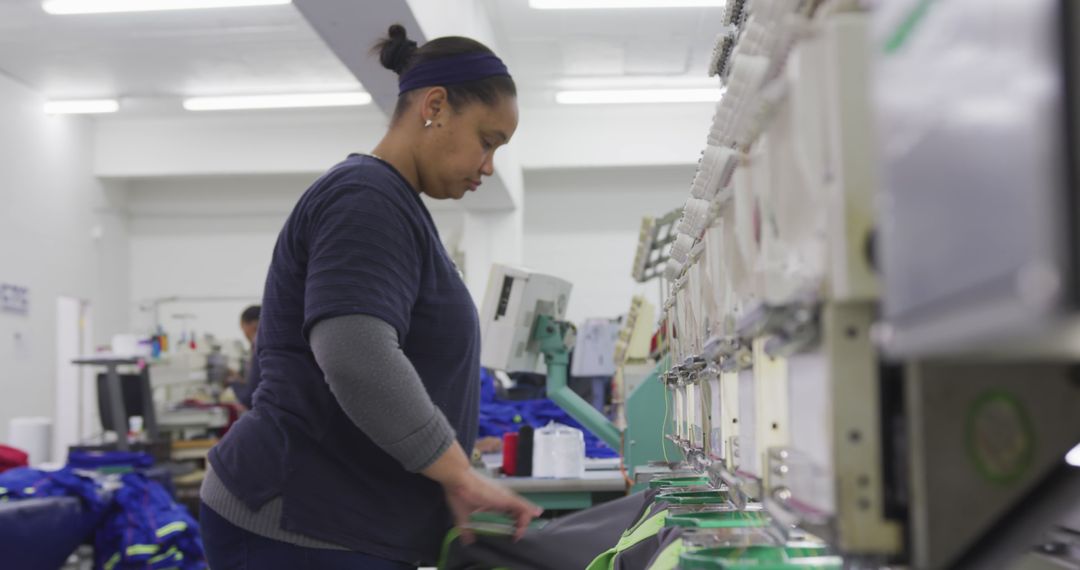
[669,233,695,264]
[664,259,685,282]
[692,146,733,200]
[741,20,768,55]
[690,168,709,200]
[689,238,707,263]
[676,216,692,236]
[683,198,714,237]
[708,101,729,146]
[712,102,732,135]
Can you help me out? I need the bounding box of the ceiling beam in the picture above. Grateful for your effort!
[292,0,422,116]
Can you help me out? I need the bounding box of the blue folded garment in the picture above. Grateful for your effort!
[0,465,206,570]
[479,370,619,458]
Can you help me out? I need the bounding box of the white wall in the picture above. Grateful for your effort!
[125,174,467,344]
[123,163,692,342]
[461,208,524,301]
[0,73,129,443]
[517,104,715,169]
[95,109,386,178]
[522,165,692,326]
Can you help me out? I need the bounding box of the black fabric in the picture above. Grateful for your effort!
[442,490,660,570]
[614,525,680,570]
[516,426,534,477]
[201,502,416,570]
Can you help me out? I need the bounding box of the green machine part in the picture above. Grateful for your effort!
[626,356,681,485]
[533,316,679,480]
[534,315,622,450]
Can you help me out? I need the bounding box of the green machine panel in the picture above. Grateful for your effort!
[625,359,681,484]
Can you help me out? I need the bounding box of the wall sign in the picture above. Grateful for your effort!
[0,283,29,315]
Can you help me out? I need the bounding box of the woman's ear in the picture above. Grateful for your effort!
[420,86,449,125]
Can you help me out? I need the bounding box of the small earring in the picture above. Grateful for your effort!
[424,119,433,128]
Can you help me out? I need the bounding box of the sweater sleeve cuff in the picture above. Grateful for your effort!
[383,407,457,473]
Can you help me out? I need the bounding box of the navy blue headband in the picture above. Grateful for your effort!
[398,52,511,95]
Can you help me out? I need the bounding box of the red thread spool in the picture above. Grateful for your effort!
[502,432,519,476]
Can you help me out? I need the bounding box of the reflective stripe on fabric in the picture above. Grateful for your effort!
[150,545,182,563]
[126,543,160,556]
[156,521,188,538]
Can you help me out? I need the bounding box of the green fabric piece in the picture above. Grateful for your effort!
[438,527,462,570]
[585,509,669,570]
[646,538,683,570]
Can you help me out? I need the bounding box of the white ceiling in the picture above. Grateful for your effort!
[0,0,358,99]
[0,0,724,108]
[484,0,726,104]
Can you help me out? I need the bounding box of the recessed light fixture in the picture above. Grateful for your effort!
[42,0,291,15]
[530,0,725,9]
[555,88,723,105]
[183,92,373,111]
[44,99,120,114]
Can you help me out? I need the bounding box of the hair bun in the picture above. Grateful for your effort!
[377,24,418,75]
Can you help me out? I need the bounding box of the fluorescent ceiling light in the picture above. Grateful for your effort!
[1067,443,1080,467]
[183,92,372,111]
[44,99,119,114]
[558,76,720,90]
[42,0,290,15]
[556,88,723,105]
[531,0,725,8]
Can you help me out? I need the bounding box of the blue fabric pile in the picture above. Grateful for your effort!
[478,369,618,458]
[0,452,205,570]
[96,472,203,570]
[0,464,108,515]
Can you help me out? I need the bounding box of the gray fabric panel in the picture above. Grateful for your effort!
[310,313,456,472]
[200,463,349,550]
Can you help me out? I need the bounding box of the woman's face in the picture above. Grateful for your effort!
[417,93,519,200]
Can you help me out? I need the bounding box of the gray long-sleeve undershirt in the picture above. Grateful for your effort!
[310,313,457,472]
[200,313,458,550]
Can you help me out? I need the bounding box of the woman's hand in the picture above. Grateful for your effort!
[443,470,543,543]
[422,441,542,543]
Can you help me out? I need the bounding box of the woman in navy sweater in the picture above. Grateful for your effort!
[199,24,539,569]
